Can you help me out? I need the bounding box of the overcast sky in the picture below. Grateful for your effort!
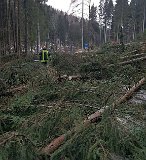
[47,0,100,15]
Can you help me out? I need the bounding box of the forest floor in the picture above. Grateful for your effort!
[0,43,146,160]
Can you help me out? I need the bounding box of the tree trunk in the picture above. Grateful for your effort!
[24,0,28,54]
[100,27,102,44]
[132,23,136,40]
[7,0,11,54]
[143,6,146,33]
[17,0,21,55]
[104,21,107,43]
[37,22,40,54]
[40,78,145,155]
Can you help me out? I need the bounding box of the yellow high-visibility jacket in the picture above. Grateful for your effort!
[39,49,49,63]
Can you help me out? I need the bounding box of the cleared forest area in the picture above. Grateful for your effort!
[1,0,146,160]
[1,43,146,159]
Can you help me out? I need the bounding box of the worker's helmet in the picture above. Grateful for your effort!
[43,46,47,50]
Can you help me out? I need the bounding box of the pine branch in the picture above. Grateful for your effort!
[40,77,145,155]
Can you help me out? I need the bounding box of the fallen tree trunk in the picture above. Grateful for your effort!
[109,56,146,67]
[8,85,28,93]
[119,56,146,66]
[40,77,145,155]
[0,85,28,97]
[113,78,145,106]
[120,52,146,60]
[57,55,146,82]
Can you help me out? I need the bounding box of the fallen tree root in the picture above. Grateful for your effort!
[40,77,145,155]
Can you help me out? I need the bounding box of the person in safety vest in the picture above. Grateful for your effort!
[39,47,49,65]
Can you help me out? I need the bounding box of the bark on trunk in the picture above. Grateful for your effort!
[40,78,145,155]
[108,55,146,67]
[143,6,145,33]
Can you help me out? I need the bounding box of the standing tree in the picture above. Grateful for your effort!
[130,0,137,40]
[89,4,99,45]
[57,13,66,45]
[98,0,105,44]
[129,0,146,40]
[112,0,130,43]
[103,0,114,42]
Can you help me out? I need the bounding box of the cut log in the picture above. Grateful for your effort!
[57,75,68,82]
[68,75,81,81]
[40,78,145,155]
[113,77,145,106]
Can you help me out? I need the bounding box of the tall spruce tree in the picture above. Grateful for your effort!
[112,0,130,42]
[89,4,99,45]
[130,0,137,40]
[130,0,146,40]
[103,0,114,42]
[98,0,105,44]
[57,13,66,44]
